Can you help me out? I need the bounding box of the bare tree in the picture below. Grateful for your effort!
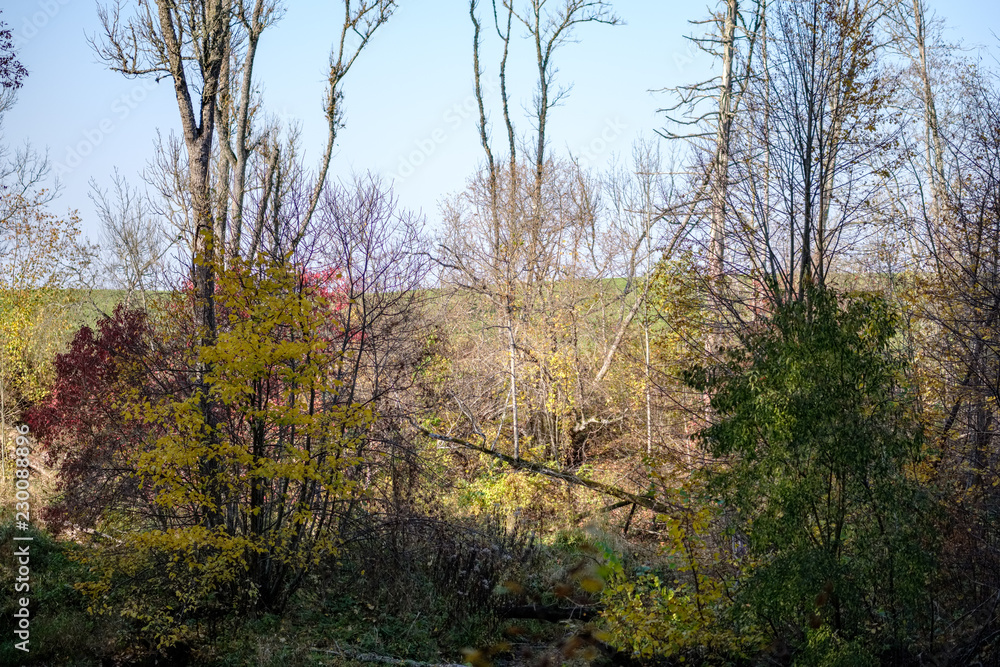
[96,0,239,527]
[892,0,948,218]
[302,174,431,413]
[907,65,1000,654]
[449,0,619,459]
[1,88,58,239]
[0,9,28,92]
[512,0,620,287]
[90,171,172,307]
[659,0,763,281]
[602,140,688,456]
[722,0,896,305]
[214,0,284,262]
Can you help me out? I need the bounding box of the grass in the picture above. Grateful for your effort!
[0,516,114,666]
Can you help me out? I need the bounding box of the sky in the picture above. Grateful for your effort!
[3,0,1000,244]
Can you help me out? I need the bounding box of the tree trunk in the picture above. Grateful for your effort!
[157,0,227,528]
[508,314,520,459]
[707,0,738,357]
[913,0,947,215]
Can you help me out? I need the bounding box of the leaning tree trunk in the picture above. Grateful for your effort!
[913,0,947,216]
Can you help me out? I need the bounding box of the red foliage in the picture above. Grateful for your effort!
[27,305,162,532]
[28,265,360,534]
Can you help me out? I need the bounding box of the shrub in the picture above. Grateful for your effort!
[686,286,937,660]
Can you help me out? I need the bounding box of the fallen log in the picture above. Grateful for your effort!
[310,645,466,667]
[412,421,678,516]
[499,603,601,622]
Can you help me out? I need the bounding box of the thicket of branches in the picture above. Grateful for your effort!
[6,0,1000,664]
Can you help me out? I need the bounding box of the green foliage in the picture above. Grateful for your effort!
[686,285,937,659]
[0,519,113,665]
[796,626,878,667]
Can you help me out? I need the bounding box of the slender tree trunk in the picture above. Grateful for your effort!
[531,1,548,288]
[229,6,265,257]
[707,0,738,359]
[157,0,227,529]
[507,313,520,459]
[762,7,776,295]
[709,0,738,292]
[0,350,7,484]
[702,0,739,446]
[216,53,232,266]
[913,0,946,215]
[814,0,856,287]
[644,305,652,456]
[190,146,223,529]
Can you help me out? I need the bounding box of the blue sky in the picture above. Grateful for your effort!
[3,0,999,242]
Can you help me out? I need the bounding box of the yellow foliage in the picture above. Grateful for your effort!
[0,191,89,402]
[79,255,372,645]
[600,482,764,660]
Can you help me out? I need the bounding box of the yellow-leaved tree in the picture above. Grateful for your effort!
[0,190,87,400]
[1,187,90,490]
[79,255,371,648]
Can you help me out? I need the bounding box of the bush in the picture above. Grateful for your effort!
[686,286,937,661]
[336,509,536,659]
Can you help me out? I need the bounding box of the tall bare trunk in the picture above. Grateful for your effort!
[708,0,738,355]
[644,303,652,455]
[913,0,946,215]
[0,351,7,484]
[157,0,227,528]
[508,315,520,459]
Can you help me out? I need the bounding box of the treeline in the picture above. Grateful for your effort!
[2,0,1000,665]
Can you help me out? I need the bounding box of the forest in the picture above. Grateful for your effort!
[2,0,1000,665]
